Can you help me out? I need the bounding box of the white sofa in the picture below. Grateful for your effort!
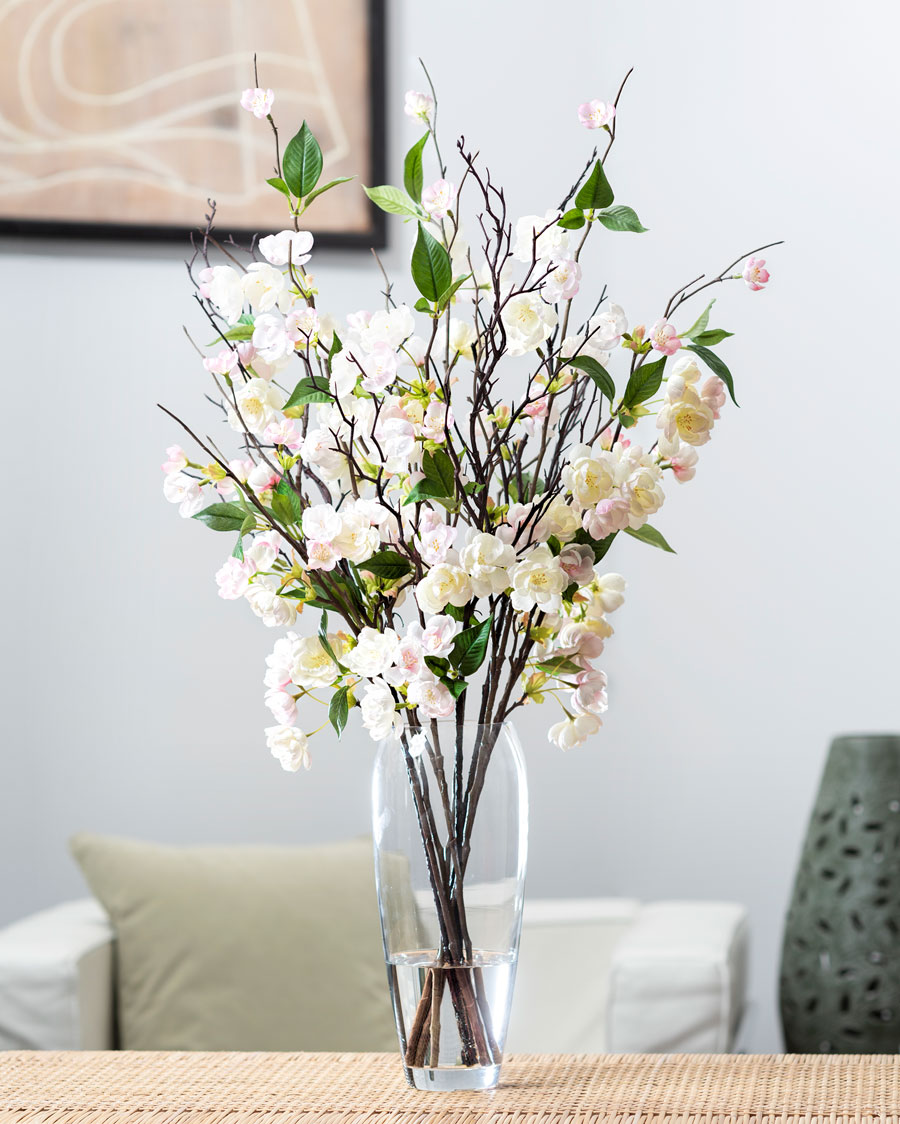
[0,896,747,1053]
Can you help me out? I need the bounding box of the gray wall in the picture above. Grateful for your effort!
[2,0,899,1053]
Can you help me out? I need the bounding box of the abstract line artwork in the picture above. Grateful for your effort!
[0,0,385,244]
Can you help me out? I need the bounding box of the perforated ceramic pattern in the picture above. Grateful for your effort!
[2,1052,900,1124]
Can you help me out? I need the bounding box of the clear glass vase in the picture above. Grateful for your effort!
[372,721,527,1091]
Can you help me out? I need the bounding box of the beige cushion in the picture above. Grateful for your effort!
[70,833,397,1052]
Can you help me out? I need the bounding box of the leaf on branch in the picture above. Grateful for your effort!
[240,513,257,536]
[283,122,323,197]
[329,685,350,738]
[625,524,676,553]
[691,328,734,346]
[558,208,586,230]
[193,502,250,532]
[450,617,492,676]
[274,477,303,523]
[436,273,472,311]
[622,356,666,409]
[595,205,647,233]
[574,160,614,210]
[424,656,450,676]
[411,223,452,301]
[403,448,455,505]
[566,355,616,402]
[683,299,716,340]
[686,343,739,406]
[318,612,346,670]
[359,550,413,580]
[413,297,433,313]
[574,528,617,563]
[403,132,430,201]
[445,680,468,699]
[363,184,423,219]
[221,324,255,341]
[284,377,333,411]
[537,656,585,678]
[304,176,354,206]
[231,534,244,561]
[266,177,291,199]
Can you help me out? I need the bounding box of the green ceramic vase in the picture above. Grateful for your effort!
[781,734,900,1052]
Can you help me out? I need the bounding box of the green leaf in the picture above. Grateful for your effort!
[566,355,615,402]
[284,377,332,410]
[558,208,586,230]
[403,132,430,201]
[359,550,412,580]
[574,528,617,563]
[411,223,452,302]
[622,356,666,409]
[574,160,614,210]
[329,686,350,738]
[436,273,472,311]
[317,613,345,670]
[363,184,422,219]
[691,328,734,347]
[413,297,433,313]
[424,656,450,677]
[283,122,323,197]
[304,176,354,206]
[686,344,739,406]
[221,324,254,342]
[192,502,249,532]
[537,657,585,678]
[450,617,492,676]
[274,477,303,523]
[625,524,676,553]
[231,534,244,560]
[240,513,257,536]
[595,205,647,233]
[328,331,343,361]
[266,176,291,199]
[683,299,716,341]
[445,680,468,699]
[423,449,455,495]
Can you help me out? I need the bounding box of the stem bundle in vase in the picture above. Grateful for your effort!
[161,69,778,1071]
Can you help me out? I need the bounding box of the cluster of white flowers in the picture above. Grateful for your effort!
[162,84,766,774]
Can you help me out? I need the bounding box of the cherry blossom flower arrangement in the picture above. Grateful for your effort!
[161,72,778,772]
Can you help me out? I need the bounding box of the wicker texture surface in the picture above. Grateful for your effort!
[2,1052,900,1124]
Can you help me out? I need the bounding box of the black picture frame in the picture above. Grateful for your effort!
[0,0,387,249]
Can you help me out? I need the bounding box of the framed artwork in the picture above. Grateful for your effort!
[0,0,386,247]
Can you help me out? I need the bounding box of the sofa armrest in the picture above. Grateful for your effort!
[0,899,115,1049]
[607,901,748,1053]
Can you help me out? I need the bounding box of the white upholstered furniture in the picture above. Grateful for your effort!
[0,896,747,1053]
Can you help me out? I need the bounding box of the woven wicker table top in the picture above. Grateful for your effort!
[2,1051,900,1124]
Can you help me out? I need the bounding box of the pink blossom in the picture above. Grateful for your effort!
[582,495,631,540]
[161,445,187,474]
[216,557,256,600]
[571,668,609,716]
[236,340,257,366]
[404,90,434,120]
[263,418,302,449]
[422,179,457,220]
[360,343,398,392]
[416,510,457,565]
[578,99,616,130]
[196,267,213,299]
[265,687,298,726]
[240,87,274,119]
[306,540,339,571]
[421,614,463,656]
[742,257,770,291]
[203,348,239,376]
[558,543,596,586]
[649,319,682,356]
[523,395,550,419]
[422,400,452,442]
[669,445,699,483]
[407,674,455,719]
[346,309,372,332]
[701,375,726,419]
